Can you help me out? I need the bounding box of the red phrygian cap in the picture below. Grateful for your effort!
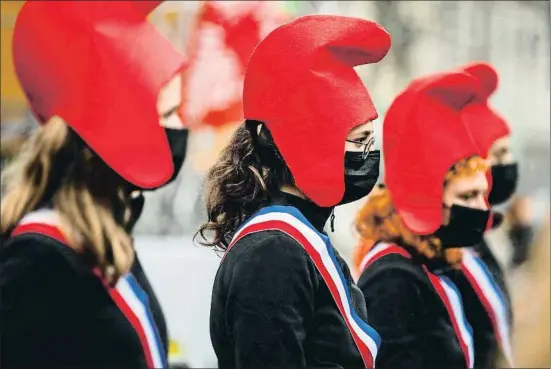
[13,1,187,189]
[243,15,391,207]
[383,72,483,235]
[460,62,511,157]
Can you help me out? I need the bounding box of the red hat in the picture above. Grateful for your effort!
[383,72,482,235]
[243,15,391,207]
[461,62,510,157]
[13,1,187,189]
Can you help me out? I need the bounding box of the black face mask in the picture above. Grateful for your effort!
[126,193,145,232]
[338,150,380,205]
[125,128,188,229]
[488,163,518,205]
[112,192,145,233]
[434,204,500,248]
[164,128,189,185]
[135,128,188,191]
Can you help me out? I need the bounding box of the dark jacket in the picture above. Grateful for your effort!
[460,240,513,368]
[210,194,371,368]
[358,242,512,369]
[0,231,168,369]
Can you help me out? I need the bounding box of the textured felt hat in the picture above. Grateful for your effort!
[243,15,391,206]
[383,72,482,234]
[13,1,187,188]
[461,62,510,157]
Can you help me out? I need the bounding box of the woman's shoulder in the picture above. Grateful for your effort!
[1,232,88,284]
[357,242,431,291]
[217,230,320,294]
[225,230,314,267]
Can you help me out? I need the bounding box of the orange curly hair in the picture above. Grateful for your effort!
[354,156,488,274]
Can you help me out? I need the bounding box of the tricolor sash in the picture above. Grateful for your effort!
[461,249,514,367]
[11,209,167,369]
[226,205,381,369]
[359,242,475,369]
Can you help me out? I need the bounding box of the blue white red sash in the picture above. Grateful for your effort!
[461,249,514,367]
[12,209,167,369]
[359,243,475,369]
[227,205,381,369]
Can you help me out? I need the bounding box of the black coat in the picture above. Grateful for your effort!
[358,242,512,369]
[210,194,372,368]
[0,231,168,369]
[459,240,513,368]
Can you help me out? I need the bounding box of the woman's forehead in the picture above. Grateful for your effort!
[348,121,373,135]
[447,172,488,192]
[157,75,181,114]
[491,136,511,152]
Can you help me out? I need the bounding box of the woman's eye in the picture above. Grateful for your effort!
[460,193,474,201]
[161,112,183,129]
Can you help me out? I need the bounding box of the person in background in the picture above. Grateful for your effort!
[197,15,391,368]
[509,209,550,367]
[461,62,533,269]
[354,71,509,369]
[0,2,188,368]
[507,196,535,267]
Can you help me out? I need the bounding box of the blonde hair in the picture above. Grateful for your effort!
[354,156,488,272]
[1,117,134,284]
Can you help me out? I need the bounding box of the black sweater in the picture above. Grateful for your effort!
[358,242,512,369]
[0,232,168,369]
[210,194,371,368]
[460,240,512,368]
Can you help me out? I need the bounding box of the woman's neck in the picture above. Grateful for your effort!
[275,190,333,234]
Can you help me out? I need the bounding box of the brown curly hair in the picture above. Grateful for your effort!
[354,155,488,273]
[195,120,295,251]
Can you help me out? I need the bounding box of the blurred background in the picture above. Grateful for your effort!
[1,1,549,367]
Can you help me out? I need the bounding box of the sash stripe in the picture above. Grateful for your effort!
[358,242,412,273]
[13,209,67,244]
[12,222,67,245]
[461,250,514,367]
[227,207,380,368]
[361,243,475,369]
[113,275,166,369]
[11,209,167,369]
[425,270,475,368]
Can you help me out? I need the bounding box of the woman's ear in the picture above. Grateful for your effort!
[257,123,263,135]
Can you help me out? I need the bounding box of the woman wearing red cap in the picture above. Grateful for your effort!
[354,71,512,369]
[0,2,188,368]
[196,15,391,368]
[462,62,533,268]
[457,62,520,368]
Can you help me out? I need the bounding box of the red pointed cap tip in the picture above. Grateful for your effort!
[462,61,498,99]
[422,72,481,111]
[303,14,391,61]
[459,63,509,157]
[244,14,391,117]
